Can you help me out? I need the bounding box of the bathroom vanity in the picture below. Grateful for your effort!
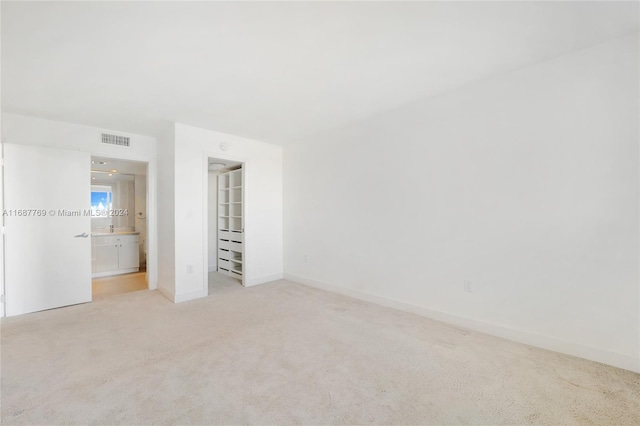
[91,232,140,278]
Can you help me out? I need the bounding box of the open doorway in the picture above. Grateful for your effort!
[90,156,149,299]
[207,157,245,294]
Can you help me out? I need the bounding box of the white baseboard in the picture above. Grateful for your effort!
[175,288,208,303]
[284,273,640,374]
[245,272,284,287]
[157,285,175,303]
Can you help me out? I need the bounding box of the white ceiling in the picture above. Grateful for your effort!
[208,157,242,172]
[2,1,638,145]
[91,156,148,175]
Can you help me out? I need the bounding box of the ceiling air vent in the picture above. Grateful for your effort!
[101,133,130,147]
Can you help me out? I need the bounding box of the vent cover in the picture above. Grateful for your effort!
[101,133,130,147]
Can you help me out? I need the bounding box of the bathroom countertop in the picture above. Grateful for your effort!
[91,231,140,236]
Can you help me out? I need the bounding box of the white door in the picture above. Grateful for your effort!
[4,143,91,316]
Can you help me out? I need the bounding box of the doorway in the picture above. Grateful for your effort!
[90,156,149,299]
[207,157,245,294]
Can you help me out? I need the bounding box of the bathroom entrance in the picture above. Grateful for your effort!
[90,156,149,299]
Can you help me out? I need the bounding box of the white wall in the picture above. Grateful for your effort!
[1,113,159,290]
[156,124,176,299]
[2,113,156,158]
[284,34,640,372]
[173,123,283,302]
[134,174,147,266]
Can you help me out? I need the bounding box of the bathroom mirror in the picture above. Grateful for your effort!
[91,173,135,231]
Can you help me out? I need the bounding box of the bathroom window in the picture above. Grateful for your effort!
[91,185,112,216]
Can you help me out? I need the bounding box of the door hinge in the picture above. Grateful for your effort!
[0,295,5,304]
[0,158,4,167]
[0,226,5,235]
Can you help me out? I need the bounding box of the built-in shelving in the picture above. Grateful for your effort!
[218,167,244,284]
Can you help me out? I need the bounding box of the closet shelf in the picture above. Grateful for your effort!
[217,167,244,284]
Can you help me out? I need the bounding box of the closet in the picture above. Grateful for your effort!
[217,167,244,282]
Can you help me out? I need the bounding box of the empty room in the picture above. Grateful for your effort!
[1,1,639,425]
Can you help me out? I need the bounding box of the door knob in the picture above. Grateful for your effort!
[74,232,89,238]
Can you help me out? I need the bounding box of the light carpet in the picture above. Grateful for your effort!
[1,274,639,425]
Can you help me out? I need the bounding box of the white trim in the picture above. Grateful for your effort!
[245,273,284,287]
[91,268,139,279]
[285,273,640,373]
[175,288,208,303]
[202,153,209,295]
[145,159,158,291]
[156,285,175,303]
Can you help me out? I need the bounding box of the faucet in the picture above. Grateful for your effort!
[110,224,114,233]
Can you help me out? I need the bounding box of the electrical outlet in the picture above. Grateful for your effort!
[464,281,472,293]
[186,265,193,274]
[303,254,309,263]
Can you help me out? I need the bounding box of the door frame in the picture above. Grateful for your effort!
[1,139,5,317]
[89,152,157,292]
[202,151,247,294]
